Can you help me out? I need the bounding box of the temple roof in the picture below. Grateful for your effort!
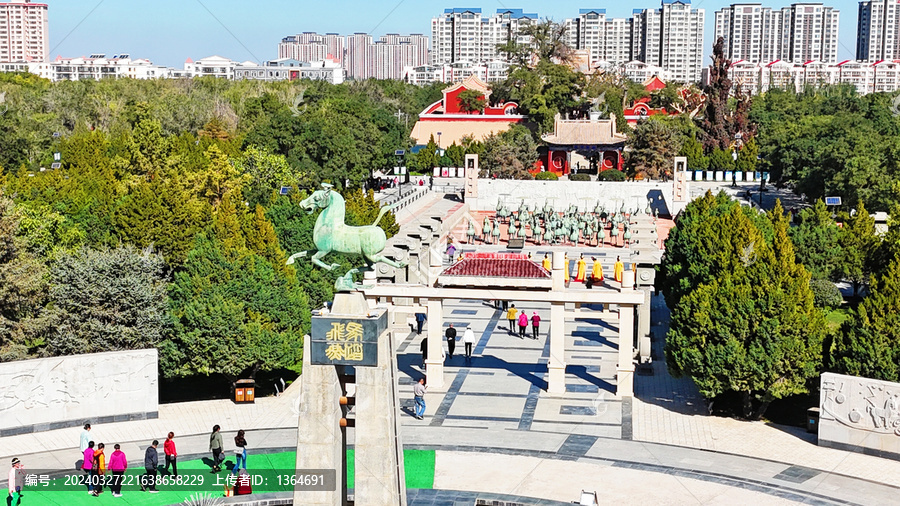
[542,114,628,147]
[438,253,552,288]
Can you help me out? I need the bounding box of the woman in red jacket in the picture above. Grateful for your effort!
[164,432,177,477]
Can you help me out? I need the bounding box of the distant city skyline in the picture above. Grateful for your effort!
[48,1,867,68]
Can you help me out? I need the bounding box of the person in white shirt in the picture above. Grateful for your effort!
[412,378,427,420]
[8,457,24,506]
[80,423,91,453]
[462,327,476,359]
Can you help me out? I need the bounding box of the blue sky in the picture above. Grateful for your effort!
[51,1,863,67]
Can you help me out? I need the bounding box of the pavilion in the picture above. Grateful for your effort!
[538,113,628,176]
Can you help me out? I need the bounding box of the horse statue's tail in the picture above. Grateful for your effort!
[372,203,396,227]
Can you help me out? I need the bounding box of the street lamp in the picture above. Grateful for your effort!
[395,149,405,195]
[437,131,442,150]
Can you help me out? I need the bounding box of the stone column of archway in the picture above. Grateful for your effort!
[547,252,567,394]
[617,270,636,397]
[424,298,444,389]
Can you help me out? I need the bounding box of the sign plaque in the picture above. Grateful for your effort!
[309,309,387,367]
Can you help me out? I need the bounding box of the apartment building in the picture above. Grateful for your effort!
[633,0,705,83]
[563,9,634,66]
[0,0,48,63]
[716,58,900,95]
[23,54,168,81]
[430,8,537,64]
[234,58,344,84]
[857,0,900,61]
[783,3,839,62]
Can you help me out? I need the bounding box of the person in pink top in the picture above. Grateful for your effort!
[82,441,95,493]
[107,444,127,497]
[517,311,528,338]
[531,312,541,340]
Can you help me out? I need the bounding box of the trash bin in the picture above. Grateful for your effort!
[234,379,256,404]
[807,407,820,434]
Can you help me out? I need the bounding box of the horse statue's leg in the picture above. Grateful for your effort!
[311,250,341,271]
[285,251,308,265]
[367,254,407,269]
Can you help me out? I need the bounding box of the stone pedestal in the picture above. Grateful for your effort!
[355,326,407,506]
[293,344,345,506]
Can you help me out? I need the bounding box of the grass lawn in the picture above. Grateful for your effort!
[825,308,850,330]
[22,449,434,505]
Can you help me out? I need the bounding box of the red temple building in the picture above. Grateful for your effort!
[537,113,628,176]
[410,75,525,150]
[622,76,669,126]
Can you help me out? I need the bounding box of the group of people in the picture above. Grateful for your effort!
[420,323,476,366]
[68,421,250,498]
[540,253,626,288]
[505,305,540,339]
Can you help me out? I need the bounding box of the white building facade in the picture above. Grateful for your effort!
[234,58,344,84]
[718,58,900,95]
[632,0,705,83]
[430,8,537,65]
[0,0,48,63]
[19,54,168,81]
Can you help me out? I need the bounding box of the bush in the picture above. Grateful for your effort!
[809,277,843,309]
[534,171,558,180]
[598,170,627,181]
[569,173,591,181]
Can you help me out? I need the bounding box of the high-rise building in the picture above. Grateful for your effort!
[633,0,705,83]
[344,33,373,79]
[278,32,344,63]
[715,4,786,63]
[0,0,49,63]
[782,3,839,62]
[563,9,634,66]
[430,8,537,65]
[857,0,900,61]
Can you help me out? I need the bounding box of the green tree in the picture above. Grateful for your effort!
[789,200,843,281]
[480,125,538,179]
[678,134,709,171]
[708,147,734,171]
[163,234,309,380]
[626,119,680,179]
[839,201,879,296]
[666,201,825,419]
[445,142,466,168]
[735,137,759,173]
[457,89,486,114]
[829,258,900,381]
[44,245,170,356]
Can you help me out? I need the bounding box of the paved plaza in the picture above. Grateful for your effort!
[2,194,899,505]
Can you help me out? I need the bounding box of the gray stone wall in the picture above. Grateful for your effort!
[819,372,900,459]
[472,180,676,216]
[0,349,158,436]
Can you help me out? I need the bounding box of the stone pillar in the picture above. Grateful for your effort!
[616,304,635,397]
[355,328,407,506]
[547,301,566,395]
[425,298,444,389]
[637,289,651,361]
[551,251,565,291]
[294,344,344,506]
[427,245,443,287]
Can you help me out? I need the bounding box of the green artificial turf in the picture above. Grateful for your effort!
[20,449,435,505]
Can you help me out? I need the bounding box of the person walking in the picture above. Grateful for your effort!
[614,256,624,284]
[413,378,427,420]
[90,443,106,496]
[79,423,91,454]
[462,326,476,359]
[415,311,426,335]
[506,304,518,335]
[108,444,127,498]
[164,432,177,476]
[141,440,159,493]
[419,337,428,367]
[445,323,456,359]
[517,311,528,338]
[209,425,223,472]
[82,441,94,494]
[233,430,248,475]
[7,458,23,506]
[531,311,541,339]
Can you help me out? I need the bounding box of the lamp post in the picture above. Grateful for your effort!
[437,131,442,150]
[395,149,405,196]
